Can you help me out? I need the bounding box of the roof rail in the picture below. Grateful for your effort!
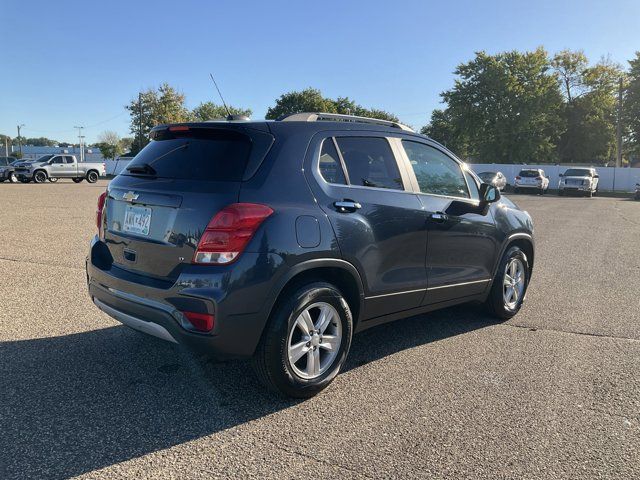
[279,112,414,132]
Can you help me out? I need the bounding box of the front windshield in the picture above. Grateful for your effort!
[35,155,54,163]
[478,172,496,182]
[564,168,592,177]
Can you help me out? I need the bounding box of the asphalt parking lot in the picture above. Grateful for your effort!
[1,181,639,479]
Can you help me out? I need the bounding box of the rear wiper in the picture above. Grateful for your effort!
[126,163,157,176]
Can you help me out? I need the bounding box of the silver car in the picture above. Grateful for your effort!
[478,171,507,191]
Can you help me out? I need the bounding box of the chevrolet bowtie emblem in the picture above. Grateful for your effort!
[123,191,139,202]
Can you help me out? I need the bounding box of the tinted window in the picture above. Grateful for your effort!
[51,156,64,164]
[124,131,251,181]
[519,170,539,178]
[335,137,403,190]
[564,168,592,177]
[64,156,75,164]
[318,139,346,185]
[402,141,469,198]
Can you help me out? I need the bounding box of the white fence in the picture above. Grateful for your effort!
[470,163,640,192]
[105,157,133,176]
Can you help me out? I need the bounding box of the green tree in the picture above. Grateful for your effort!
[552,51,622,164]
[266,88,337,119]
[425,48,564,163]
[421,109,466,153]
[266,88,400,122]
[192,102,252,121]
[125,83,191,154]
[23,137,58,147]
[624,52,640,157]
[96,130,124,161]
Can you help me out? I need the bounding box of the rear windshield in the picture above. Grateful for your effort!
[519,170,539,177]
[563,168,592,177]
[124,130,251,181]
[478,172,496,181]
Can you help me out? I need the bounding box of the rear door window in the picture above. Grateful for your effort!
[335,137,403,190]
[125,130,251,181]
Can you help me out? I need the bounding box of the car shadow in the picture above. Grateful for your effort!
[0,305,493,479]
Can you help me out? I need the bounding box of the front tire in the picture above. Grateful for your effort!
[252,282,353,398]
[33,170,47,183]
[485,246,530,320]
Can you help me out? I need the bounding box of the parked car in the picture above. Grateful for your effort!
[86,113,535,398]
[14,154,106,183]
[478,171,507,191]
[513,169,549,194]
[0,157,19,183]
[558,167,599,197]
[635,183,640,200]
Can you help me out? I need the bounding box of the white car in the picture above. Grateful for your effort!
[558,167,599,197]
[513,168,549,195]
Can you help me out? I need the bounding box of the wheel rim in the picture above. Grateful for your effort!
[503,258,525,310]
[88,172,97,182]
[287,302,343,380]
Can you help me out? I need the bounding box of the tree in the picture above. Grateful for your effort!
[421,109,467,154]
[192,102,252,121]
[125,83,191,154]
[552,51,622,164]
[425,48,564,163]
[266,88,400,122]
[266,88,336,119]
[624,52,640,157]
[96,130,123,161]
[23,137,58,147]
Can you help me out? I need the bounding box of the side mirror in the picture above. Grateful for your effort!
[594,174,599,178]
[559,173,564,177]
[480,183,500,203]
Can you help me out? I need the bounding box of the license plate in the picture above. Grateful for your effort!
[123,205,152,236]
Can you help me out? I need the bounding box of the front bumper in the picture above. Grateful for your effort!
[86,235,285,359]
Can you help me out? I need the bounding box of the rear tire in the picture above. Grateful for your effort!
[86,171,98,183]
[72,177,83,183]
[485,246,530,320]
[252,282,353,398]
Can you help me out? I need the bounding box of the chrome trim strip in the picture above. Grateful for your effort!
[365,288,426,300]
[94,298,178,344]
[426,278,492,291]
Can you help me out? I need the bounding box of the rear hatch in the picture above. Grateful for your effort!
[103,124,273,281]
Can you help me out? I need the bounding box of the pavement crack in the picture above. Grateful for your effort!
[262,437,374,478]
[0,256,83,271]
[504,323,640,343]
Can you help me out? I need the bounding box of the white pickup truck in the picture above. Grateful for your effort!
[14,154,106,183]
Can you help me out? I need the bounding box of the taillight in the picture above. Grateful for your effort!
[182,311,214,332]
[193,203,273,265]
[96,191,107,237]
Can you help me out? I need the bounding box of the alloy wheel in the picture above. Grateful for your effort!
[287,302,343,380]
[503,258,525,310]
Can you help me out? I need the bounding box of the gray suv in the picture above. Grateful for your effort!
[87,113,535,397]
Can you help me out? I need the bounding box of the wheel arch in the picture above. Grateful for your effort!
[495,233,535,276]
[266,259,365,328]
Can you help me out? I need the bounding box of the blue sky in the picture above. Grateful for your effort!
[2,0,639,144]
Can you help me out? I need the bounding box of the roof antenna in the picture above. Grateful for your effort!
[209,73,233,121]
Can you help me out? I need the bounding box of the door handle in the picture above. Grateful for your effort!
[429,212,448,223]
[334,200,362,213]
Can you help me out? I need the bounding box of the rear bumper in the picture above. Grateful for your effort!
[514,184,544,189]
[86,235,285,359]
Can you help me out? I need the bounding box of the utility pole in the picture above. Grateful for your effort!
[138,92,143,152]
[17,124,24,157]
[4,136,8,158]
[74,126,85,162]
[616,77,623,168]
